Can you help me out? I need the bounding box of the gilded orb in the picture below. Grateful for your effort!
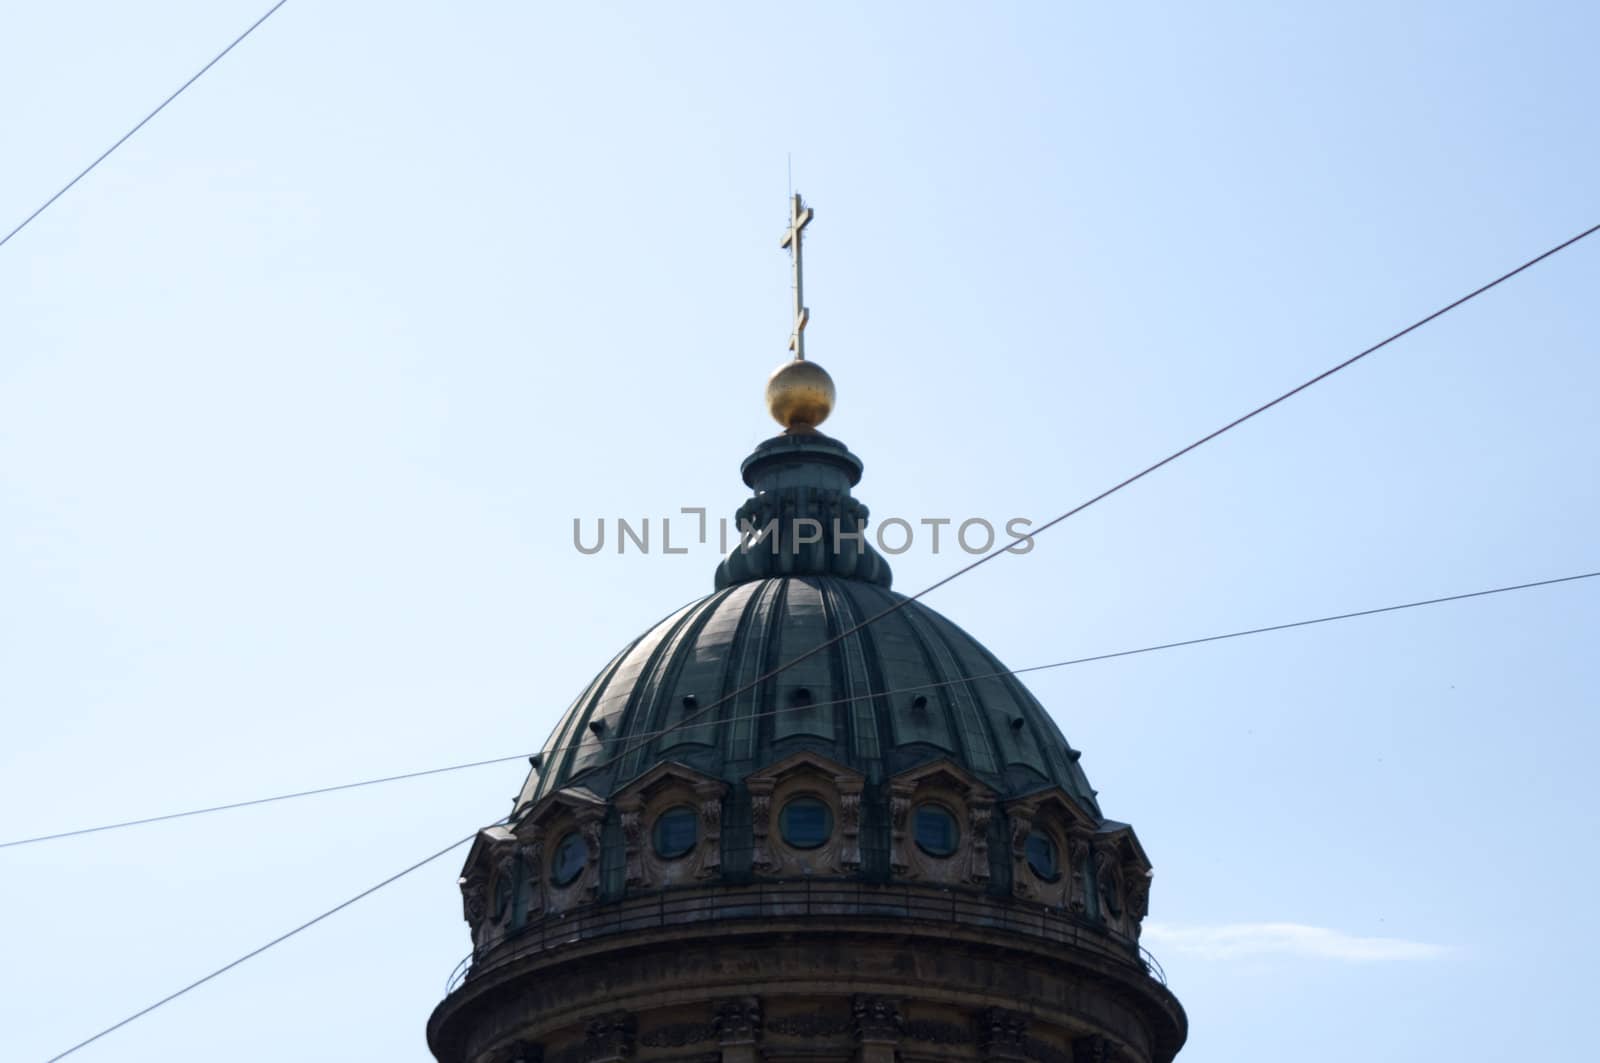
[765,358,835,431]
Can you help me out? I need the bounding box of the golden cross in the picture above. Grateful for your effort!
[779,192,814,360]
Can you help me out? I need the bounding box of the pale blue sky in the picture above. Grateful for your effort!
[2,2,1597,1060]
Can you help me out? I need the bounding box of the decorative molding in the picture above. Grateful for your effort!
[639,1023,715,1048]
[767,1013,852,1038]
[904,1019,972,1045]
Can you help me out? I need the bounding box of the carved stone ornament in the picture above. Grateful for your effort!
[968,798,994,884]
[617,799,646,888]
[713,996,763,1044]
[977,1007,1029,1052]
[491,1040,543,1063]
[460,870,489,943]
[767,1013,852,1038]
[748,782,774,873]
[695,779,725,878]
[1056,832,1085,913]
[580,817,606,899]
[584,1011,636,1062]
[851,996,903,1044]
[1008,811,1035,898]
[838,786,863,872]
[888,781,914,874]
[904,1019,974,1045]
[1094,847,1124,923]
[1071,1034,1112,1063]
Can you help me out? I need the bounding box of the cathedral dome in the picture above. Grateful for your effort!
[519,573,1102,817]
[431,201,1182,1063]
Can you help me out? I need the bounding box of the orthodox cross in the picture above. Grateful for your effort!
[780,192,814,360]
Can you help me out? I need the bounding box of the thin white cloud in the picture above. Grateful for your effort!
[1141,922,1449,962]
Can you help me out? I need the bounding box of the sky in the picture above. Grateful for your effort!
[1,1,1597,1060]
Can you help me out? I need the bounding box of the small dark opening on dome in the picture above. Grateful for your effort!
[527,754,542,769]
[587,719,606,736]
[791,687,813,706]
[682,693,698,709]
[1009,716,1025,731]
[911,694,929,711]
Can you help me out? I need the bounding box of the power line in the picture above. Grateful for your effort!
[33,568,1600,1056]
[7,568,1592,850]
[606,220,1600,766]
[0,753,531,850]
[44,825,483,1062]
[0,0,291,252]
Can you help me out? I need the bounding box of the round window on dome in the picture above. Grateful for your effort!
[1025,830,1059,881]
[913,803,960,857]
[550,831,587,887]
[653,806,698,860]
[779,796,833,849]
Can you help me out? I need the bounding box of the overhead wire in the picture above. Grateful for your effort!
[0,0,291,251]
[602,220,1600,767]
[44,824,489,1062]
[7,568,1593,851]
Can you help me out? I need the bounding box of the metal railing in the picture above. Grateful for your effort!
[445,878,1163,995]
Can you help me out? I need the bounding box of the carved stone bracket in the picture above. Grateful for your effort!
[748,781,774,872]
[695,780,725,879]
[888,781,914,875]
[616,797,646,888]
[1071,1034,1112,1063]
[852,995,902,1044]
[713,996,763,1045]
[491,1040,543,1063]
[584,1011,636,1063]
[977,1007,1029,1061]
[838,775,865,872]
[968,798,994,884]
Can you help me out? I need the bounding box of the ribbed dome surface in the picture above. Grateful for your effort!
[520,574,1100,814]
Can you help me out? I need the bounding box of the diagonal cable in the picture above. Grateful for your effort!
[43,824,490,1062]
[605,221,1600,766]
[0,0,291,251]
[6,568,1593,850]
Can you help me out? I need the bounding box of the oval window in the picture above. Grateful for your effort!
[913,803,960,857]
[779,796,833,849]
[653,806,698,859]
[550,831,587,887]
[1025,830,1059,881]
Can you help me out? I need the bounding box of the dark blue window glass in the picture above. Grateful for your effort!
[779,797,833,849]
[1025,830,1059,881]
[913,804,960,857]
[551,831,587,887]
[653,806,698,859]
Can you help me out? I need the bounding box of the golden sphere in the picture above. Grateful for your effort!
[765,359,835,431]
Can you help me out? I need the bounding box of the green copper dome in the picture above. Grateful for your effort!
[517,431,1100,818]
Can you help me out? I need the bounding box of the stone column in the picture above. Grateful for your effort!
[976,1007,1028,1062]
[851,995,902,1063]
[714,996,763,1063]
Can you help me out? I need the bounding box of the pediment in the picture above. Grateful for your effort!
[889,756,996,801]
[517,786,607,832]
[744,749,863,788]
[614,760,727,805]
[1004,784,1099,833]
